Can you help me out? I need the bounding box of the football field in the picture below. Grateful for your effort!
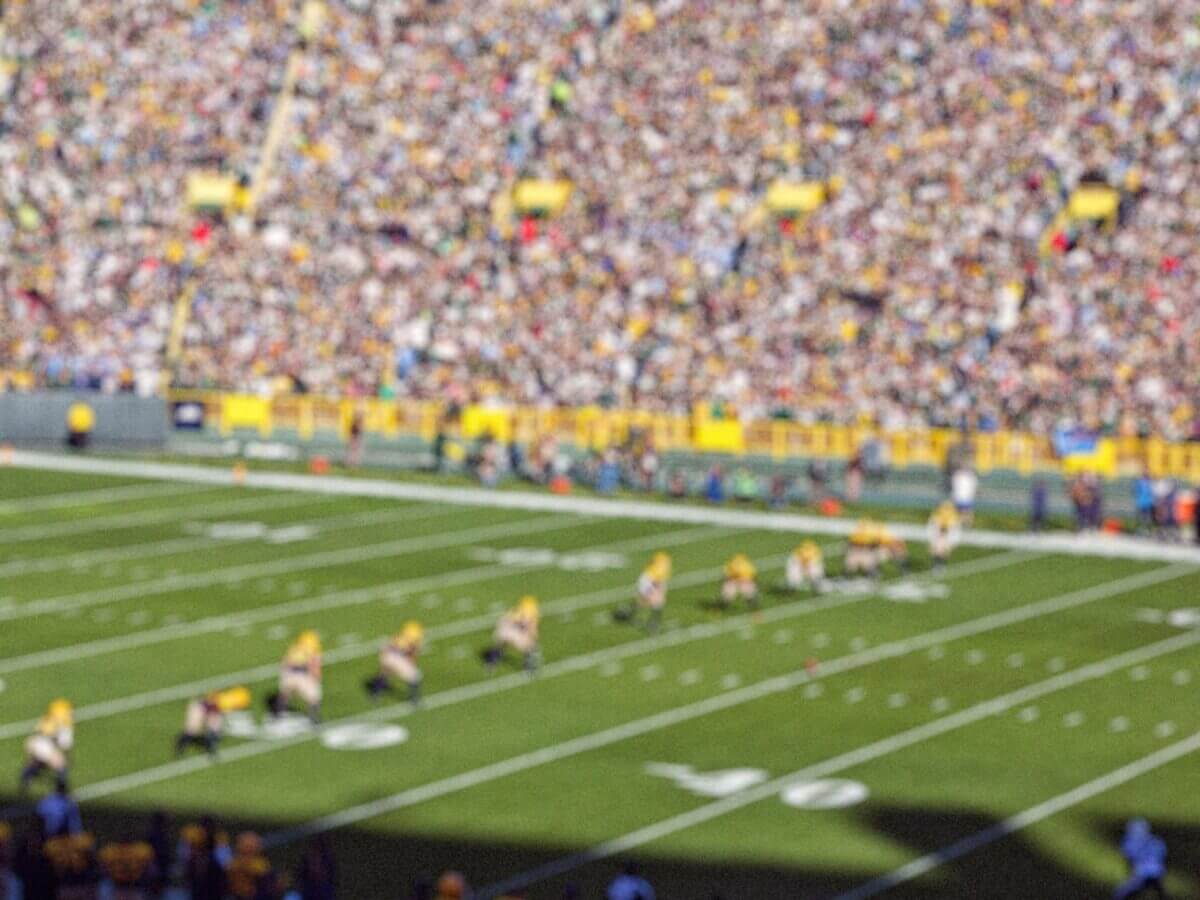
[2,457,1199,898]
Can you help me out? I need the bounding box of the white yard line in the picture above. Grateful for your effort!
[45,557,1180,825]
[834,731,1200,900]
[0,481,214,515]
[0,500,453,579]
[0,524,730,684]
[0,491,321,545]
[480,627,1200,898]
[11,450,1200,563]
[0,512,591,623]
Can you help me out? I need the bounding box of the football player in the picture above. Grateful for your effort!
[721,553,758,609]
[845,518,882,578]
[927,501,962,570]
[175,686,251,757]
[365,621,425,705]
[786,540,827,592]
[20,699,74,794]
[878,526,910,573]
[482,596,541,673]
[614,552,672,632]
[267,630,322,723]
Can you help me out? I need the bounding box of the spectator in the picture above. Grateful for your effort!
[434,870,469,900]
[1030,479,1048,533]
[13,821,56,900]
[844,452,865,503]
[951,466,978,527]
[35,783,83,838]
[142,810,172,899]
[5,0,1200,448]
[607,861,655,900]
[183,817,228,900]
[1134,472,1155,534]
[704,465,725,504]
[293,836,336,900]
[1115,819,1168,900]
[0,822,16,900]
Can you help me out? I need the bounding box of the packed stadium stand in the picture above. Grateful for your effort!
[2,0,1199,440]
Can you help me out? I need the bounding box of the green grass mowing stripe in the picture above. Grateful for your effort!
[0,490,323,546]
[833,736,1200,899]
[279,615,1200,862]
[0,468,149,501]
[0,480,216,515]
[0,499,454,578]
[478,624,1200,897]
[0,525,736,734]
[0,511,594,623]
[0,520,727,675]
[1,514,719,675]
[8,536,853,797]
[32,545,1010,769]
[48,550,1082,816]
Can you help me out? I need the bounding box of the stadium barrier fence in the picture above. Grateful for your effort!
[157,390,1200,483]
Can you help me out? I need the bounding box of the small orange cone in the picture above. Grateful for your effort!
[309,456,331,475]
[0,444,12,465]
[232,462,248,485]
[805,657,820,675]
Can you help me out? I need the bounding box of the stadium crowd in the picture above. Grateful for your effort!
[2,0,1199,440]
[0,800,655,899]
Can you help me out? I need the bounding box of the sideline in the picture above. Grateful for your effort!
[9,451,1200,563]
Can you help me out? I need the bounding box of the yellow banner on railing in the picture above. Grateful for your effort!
[163,389,1200,482]
[220,394,272,437]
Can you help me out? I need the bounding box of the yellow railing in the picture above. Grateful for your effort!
[162,390,1200,482]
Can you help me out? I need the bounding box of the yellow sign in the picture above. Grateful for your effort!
[1067,185,1118,222]
[186,173,236,211]
[694,419,745,454]
[461,405,513,442]
[512,180,573,216]
[221,394,272,436]
[764,181,827,215]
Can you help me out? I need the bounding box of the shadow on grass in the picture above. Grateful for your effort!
[2,793,1197,899]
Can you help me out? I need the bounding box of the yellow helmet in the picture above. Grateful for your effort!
[399,621,424,644]
[48,698,73,723]
[213,686,252,713]
[517,595,539,616]
[652,551,673,574]
[297,630,321,653]
[800,540,818,553]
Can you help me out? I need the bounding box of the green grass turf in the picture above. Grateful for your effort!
[1,465,1198,899]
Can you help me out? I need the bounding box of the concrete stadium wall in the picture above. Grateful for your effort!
[0,393,168,448]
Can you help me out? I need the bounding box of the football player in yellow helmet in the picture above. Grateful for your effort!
[267,630,323,723]
[20,699,74,793]
[365,621,425,705]
[846,518,883,578]
[720,553,758,609]
[878,526,910,573]
[614,552,672,632]
[175,686,251,757]
[786,540,828,592]
[482,595,541,673]
[927,501,962,570]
